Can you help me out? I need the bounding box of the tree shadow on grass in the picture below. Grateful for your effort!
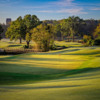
[0,65,100,85]
[49,49,80,55]
[8,45,22,47]
[0,84,87,90]
[66,52,100,55]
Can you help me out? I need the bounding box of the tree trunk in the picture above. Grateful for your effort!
[53,36,55,40]
[26,41,30,48]
[61,35,64,41]
[72,33,74,42]
[19,38,22,44]
[68,38,70,42]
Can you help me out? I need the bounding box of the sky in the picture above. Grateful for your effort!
[0,0,100,24]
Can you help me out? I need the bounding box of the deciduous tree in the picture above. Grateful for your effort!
[0,25,4,40]
[23,14,40,47]
[31,23,52,51]
[6,16,26,43]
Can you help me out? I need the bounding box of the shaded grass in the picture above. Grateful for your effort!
[0,41,100,100]
[0,67,99,85]
[0,40,82,49]
[0,39,34,49]
[63,47,100,55]
[0,45,100,85]
[0,41,23,49]
[0,68,100,100]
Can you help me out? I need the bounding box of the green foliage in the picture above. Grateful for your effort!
[54,24,61,38]
[93,23,100,39]
[6,16,26,43]
[0,25,3,34]
[23,14,40,33]
[25,33,32,48]
[83,35,91,43]
[60,20,69,39]
[94,38,100,45]
[49,39,56,50]
[23,45,32,49]
[0,25,4,40]
[23,14,40,47]
[60,16,84,41]
[6,14,40,45]
[31,23,52,51]
[38,18,99,40]
[86,39,94,46]
[83,35,94,46]
[26,33,31,42]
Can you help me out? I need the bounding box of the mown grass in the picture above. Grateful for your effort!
[0,40,24,49]
[55,41,82,47]
[0,41,100,85]
[0,68,100,100]
[0,53,86,85]
[0,40,100,100]
[0,39,34,49]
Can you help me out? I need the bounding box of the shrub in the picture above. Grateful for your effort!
[83,35,91,43]
[31,24,53,52]
[23,45,29,49]
[83,35,94,46]
[78,40,83,43]
[94,38,100,45]
[87,39,94,46]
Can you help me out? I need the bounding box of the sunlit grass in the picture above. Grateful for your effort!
[80,57,100,69]
[0,69,100,100]
[55,41,82,47]
[0,41,24,49]
[65,48,100,55]
[0,39,34,49]
[0,55,11,58]
[0,44,99,82]
[0,40,100,100]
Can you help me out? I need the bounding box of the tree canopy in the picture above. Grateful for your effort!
[6,14,40,45]
[62,16,84,41]
[4,15,100,50]
[93,23,100,39]
[6,16,26,43]
[0,25,4,40]
[31,23,52,51]
[24,14,40,47]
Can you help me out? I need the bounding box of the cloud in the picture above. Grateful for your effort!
[38,8,88,15]
[0,0,20,7]
[21,0,87,15]
[22,6,49,9]
[38,10,53,13]
[37,0,87,15]
[22,0,76,10]
[57,8,87,14]
[91,7,100,10]
[50,0,75,6]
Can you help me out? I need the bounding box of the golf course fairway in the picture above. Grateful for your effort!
[0,44,100,100]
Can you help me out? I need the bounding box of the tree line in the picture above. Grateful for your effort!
[0,14,100,51]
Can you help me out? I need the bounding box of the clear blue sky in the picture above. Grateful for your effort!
[0,0,100,24]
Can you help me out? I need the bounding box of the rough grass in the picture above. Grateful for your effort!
[0,40,100,100]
